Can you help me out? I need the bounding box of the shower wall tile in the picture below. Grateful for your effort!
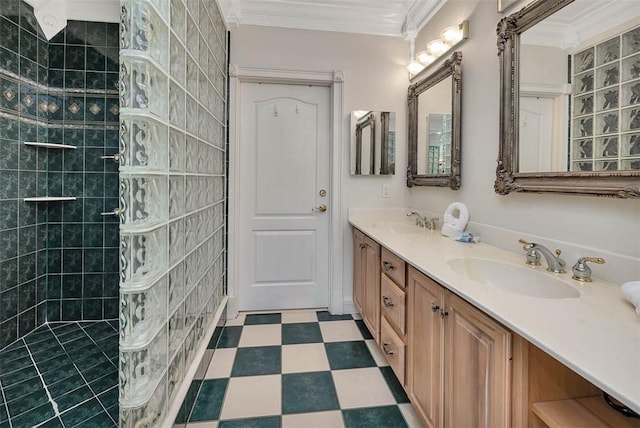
[0,1,49,349]
[119,0,227,424]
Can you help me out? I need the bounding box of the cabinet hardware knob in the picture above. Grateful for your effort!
[382,296,394,308]
[431,304,440,312]
[440,310,449,319]
[382,261,394,272]
[382,342,394,356]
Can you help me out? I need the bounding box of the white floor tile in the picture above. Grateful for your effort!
[204,348,236,379]
[281,310,318,324]
[224,313,246,326]
[365,339,389,367]
[238,324,282,347]
[220,375,282,420]
[319,320,363,342]
[186,422,218,428]
[281,343,330,374]
[332,367,396,409]
[399,403,423,428]
[282,410,345,428]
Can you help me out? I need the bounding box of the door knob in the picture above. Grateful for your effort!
[313,204,327,213]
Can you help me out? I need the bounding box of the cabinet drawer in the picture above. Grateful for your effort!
[381,274,406,335]
[380,317,406,385]
[381,247,406,288]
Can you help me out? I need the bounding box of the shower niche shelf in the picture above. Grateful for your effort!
[24,197,77,202]
[23,141,77,149]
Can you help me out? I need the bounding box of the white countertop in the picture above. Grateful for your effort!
[349,209,640,413]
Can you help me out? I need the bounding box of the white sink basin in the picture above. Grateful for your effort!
[371,222,419,234]
[447,257,581,299]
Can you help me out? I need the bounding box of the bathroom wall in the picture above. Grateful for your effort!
[45,20,120,323]
[0,0,49,348]
[408,0,640,279]
[230,26,411,312]
[119,0,228,424]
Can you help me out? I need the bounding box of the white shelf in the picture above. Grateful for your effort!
[24,142,77,150]
[24,197,77,202]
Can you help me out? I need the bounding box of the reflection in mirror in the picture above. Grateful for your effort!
[496,0,640,197]
[407,52,462,189]
[350,111,396,175]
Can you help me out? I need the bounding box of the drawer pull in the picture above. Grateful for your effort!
[382,261,394,272]
[431,304,440,312]
[382,342,394,356]
[359,243,366,249]
[440,310,449,319]
[382,296,394,308]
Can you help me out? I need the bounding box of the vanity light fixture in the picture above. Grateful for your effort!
[407,20,469,78]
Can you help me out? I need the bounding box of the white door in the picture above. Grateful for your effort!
[520,95,554,172]
[238,82,331,311]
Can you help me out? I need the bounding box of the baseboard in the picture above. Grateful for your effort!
[342,299,357,315]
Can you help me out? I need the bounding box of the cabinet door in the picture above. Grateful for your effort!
[362,235,380,342]
[444,292,512,428]
[407,267,444,428]
[352,229,365,315]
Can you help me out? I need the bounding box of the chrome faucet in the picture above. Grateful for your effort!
[407,211,428,227]
[518,239,566,273]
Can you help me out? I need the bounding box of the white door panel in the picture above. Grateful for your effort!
[239,82,330,310]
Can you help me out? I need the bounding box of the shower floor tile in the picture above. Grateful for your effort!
[0,320,118,428]
[177,310,422,428]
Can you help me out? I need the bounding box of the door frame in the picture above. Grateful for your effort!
[227,65,345,318]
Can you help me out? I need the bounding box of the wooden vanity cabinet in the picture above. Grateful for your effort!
[407,266,512,428]
[353,229,381,343]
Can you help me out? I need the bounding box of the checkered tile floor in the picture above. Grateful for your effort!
[176,310,421,427]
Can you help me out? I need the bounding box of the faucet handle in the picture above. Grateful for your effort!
[518,239,541,266]
[572,257,605,282]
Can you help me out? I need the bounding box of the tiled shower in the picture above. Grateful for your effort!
[0,0,228,426]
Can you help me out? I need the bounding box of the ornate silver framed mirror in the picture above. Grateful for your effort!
[496,0,640,198]
[407,51,463,189]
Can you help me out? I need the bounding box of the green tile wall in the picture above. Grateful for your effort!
[0,0,120,349]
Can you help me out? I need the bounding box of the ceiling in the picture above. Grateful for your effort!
[217,0,449,38]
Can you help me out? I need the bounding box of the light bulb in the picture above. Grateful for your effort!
[441,25,463,45]
[407,60,424,75]
[426,39,448,56]
[416,50,435,66]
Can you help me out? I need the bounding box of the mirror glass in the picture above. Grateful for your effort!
[350,111,396,175]
[519,1,640,173]
[496,0,640,197]
[407,51,462,189]
[417,77,453,175]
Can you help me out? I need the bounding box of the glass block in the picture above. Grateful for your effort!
[186,95,199,136]
[594,160,618,171]
[151,0,169,21]
[170,0,186,43]
[126,0,169,68]
[595,111,619,135]
[170,33,186,86]
[168,219,184,264]
[168,303,185,357]
[120,55,168,119]
[186,15,199,61]
[620,158,640,170]
[575,70,594,95]
[120,371,168,427]
[183,322,198,369]
[622,107,640,131]
[572,138,593,160]
[169,176,185,219]
[595,136,618,158]
[168,261,185,311]
[595,88,618,111]
[184,212,199,254]
[622,81,640,107]
[184,249,199,295]
[596,36,620,66]
[574,117,592,138]
[212,147,224,174]
[120,175,169,228]
[622,53,640,82]
[119,326,168,404]
[169,81,185,128]
[169,129,186,172]
[571,161,593,172]
[574,93,594,115]
[213,176,224,203]
[596,64,620,89]
[120,275,168,346]
[119,114,169,172]
[120,226,168,287]
[622,26,640,57]
[622,133,640,156]
[167,348,184,404]
[574,47,594,73]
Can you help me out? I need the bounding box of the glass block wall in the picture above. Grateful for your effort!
[119,0,228,425]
